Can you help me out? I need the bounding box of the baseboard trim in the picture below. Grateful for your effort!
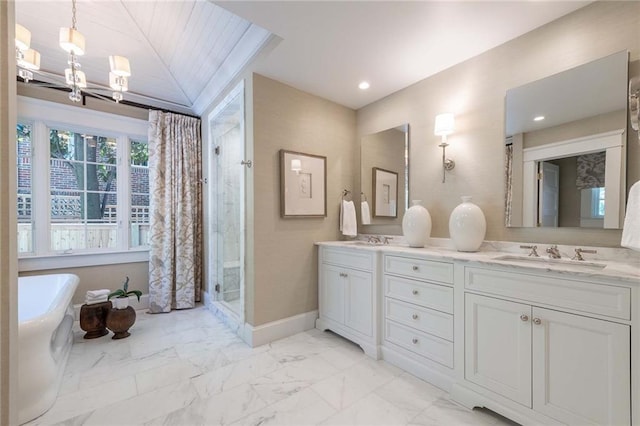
[245,310,319,347]
[73,293,149,320]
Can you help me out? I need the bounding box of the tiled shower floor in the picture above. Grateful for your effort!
[26,306,519,425]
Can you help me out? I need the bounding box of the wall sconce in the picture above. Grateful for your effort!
[291,159,302,174]
[434,113,455,183]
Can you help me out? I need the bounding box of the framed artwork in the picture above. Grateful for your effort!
[372,167,398,218]
[280,150,327,217]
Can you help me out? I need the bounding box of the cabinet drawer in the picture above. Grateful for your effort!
[384,275,453,313]
[465,267,631,320]
[385,319,454,368]
[385,255,453,284]
[385,298,453,341]
[322,247,373,271]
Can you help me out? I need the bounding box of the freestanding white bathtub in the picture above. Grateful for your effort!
[18,274,79,425]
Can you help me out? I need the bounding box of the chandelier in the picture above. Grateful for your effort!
[15,0,132,103]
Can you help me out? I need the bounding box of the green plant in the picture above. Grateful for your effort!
[108,277,142,301]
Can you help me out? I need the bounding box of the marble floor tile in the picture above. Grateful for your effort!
[146,383,266,426]
[31,306,521,426]
[24,376,137,426]
[232,387,337,426]
[81,379,199,425]
[311,356,402,410]
[320,392,414,426]
[409,397,511,426]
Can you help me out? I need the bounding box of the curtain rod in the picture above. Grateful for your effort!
[18,77,201,120]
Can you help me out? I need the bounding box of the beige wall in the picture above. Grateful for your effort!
[251,74,356,326]
[20,262,149,305]
[0,2,18,423]
[357,1,640,247]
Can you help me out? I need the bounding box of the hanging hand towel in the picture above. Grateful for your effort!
[341,200,358,237]
[361,201,371,225]
[621,180,640,251]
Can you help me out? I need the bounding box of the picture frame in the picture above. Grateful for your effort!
[372,167,398,218]
[280,150,327,217]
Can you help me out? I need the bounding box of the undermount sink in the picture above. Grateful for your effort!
[347,240,384,246]
[493,254,607,270]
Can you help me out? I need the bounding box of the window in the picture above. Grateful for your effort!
[17,124,32,254]
[591,187,606,218]
[129,140,149,248]
[17,97,149,268]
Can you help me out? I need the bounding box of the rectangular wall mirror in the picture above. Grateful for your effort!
[505,50,630,229]
[360,124,409,226]
[372,167,398,217]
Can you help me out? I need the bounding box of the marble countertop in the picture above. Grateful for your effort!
[317,239,640,285]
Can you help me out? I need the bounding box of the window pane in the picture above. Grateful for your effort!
[49,129,118,251]
[17,124,33,254]
[130,140,149,247]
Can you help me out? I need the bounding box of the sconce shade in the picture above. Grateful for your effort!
[109,72,129,91]
[18,49,41,70]
[109,55,131,77]
[59,27,85,55]
[65,68,87,88]
[15,24,31,51]
[434,113,455,136]
[291,159,302,172]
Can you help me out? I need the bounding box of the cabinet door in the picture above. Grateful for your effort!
[320,264,345,324]
[345,269,373,336]
[532,307,630,426]
[465,293,532,407]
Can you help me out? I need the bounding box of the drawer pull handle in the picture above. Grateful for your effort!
[412,289,419,295]
[412,338,418,344]
[520,314,529,322]
[339,272,348,278]
[412,314,419,320]
[532,318,542,325]
[412,266,419,271]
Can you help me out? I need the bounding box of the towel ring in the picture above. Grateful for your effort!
[342,189,352,201]
[360,192,367,202]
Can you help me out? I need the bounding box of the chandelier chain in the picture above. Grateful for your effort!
[71,0,77,30]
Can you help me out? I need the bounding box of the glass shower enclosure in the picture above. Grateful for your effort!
[208,82,245,318]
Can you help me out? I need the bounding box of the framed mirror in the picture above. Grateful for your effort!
[372,167,398,217]
[505,51,629,229]
[360,124,409,225]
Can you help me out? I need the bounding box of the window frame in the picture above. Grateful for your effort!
[17,96,149,271]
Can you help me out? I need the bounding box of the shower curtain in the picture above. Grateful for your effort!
[147,110,202,312]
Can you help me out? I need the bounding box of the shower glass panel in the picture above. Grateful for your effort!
[209,83,245,318]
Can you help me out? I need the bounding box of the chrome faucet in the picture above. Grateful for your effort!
[572,248,597,261]
[367,235,381,244]
[520,245,539,257]
[546,245,561,259]
[383,237,392,245]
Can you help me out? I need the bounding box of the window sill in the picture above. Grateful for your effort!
[18,249,149,272]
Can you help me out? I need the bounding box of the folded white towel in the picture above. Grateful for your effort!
[341,200,357,237]
[87,289,110,298]
[85,298,108,305]
[621,180,640,251]
[361,201,371,225]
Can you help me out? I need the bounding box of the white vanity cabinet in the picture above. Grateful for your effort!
[316,246,379,358]
[459,266,631,426]
[381,253,456,390]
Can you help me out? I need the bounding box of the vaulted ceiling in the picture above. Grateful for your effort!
[15,1,591,116]
[15,0,271,115]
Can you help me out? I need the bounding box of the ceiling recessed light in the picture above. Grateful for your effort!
[533,115,545,121]
[358,81,370,90]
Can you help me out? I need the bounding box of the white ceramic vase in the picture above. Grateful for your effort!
[402,200,432,248]
[449,196,486,252]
